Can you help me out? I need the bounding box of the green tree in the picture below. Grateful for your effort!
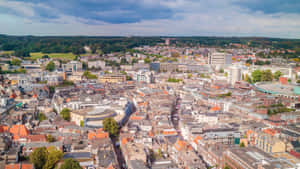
[38,113,47,122]
[17,68,26,74]
[80,120,84,127]
[103,117,119,137]
[43,147,63,169]
[60,108,71,121]
[251,70,262,82]
[82,70,97,79]
[167,78,182,83]
[224,165,231,169]
[120,58,128,65]
[273,71,282,80]
[158,148,162,157]
[46,61,55,72]
[144,58,151,64]
[219,68,224,73]
[131,58,138,65]
[43,55,49,59]
[261,70,273,81]
[46,135,56,143]
[240,142,245,147]
[60,158,82,169]
[187,73,192,79]
[30,147,48,169]
[10,59,21,66]
[49,86,55,94]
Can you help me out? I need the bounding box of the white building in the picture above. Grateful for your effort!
[230,66,242,85]
[136,70,154,83]
[62,61,83,72]
[208,52,232,65]
[88,60,105,70]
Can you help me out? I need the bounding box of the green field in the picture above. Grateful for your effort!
[30,52,76,60]
[1,51,13,55]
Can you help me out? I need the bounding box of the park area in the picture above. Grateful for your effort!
[30,52,76,60]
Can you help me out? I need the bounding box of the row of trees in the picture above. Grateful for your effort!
[249,70,282,83]
[29,147,81,169]
[246,59,271,65]
[0,35,163,57]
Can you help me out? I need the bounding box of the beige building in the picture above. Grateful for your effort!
[71,107,120,128]
[255,133,286,153]
[99,74,126,83]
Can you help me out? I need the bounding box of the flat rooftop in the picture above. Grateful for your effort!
[255,82,299,96]
[227,147,297,169]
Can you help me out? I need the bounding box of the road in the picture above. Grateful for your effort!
[111,104,136,169]
[170,96,210,169]
[112,137,127,169]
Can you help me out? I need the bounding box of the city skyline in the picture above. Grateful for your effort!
[0,0,300,38]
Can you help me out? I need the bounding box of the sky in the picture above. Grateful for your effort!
[0,0,300,38]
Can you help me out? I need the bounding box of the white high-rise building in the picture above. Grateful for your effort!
[208,52,232,65]
[165,38,170,46]
[230,66,241,85]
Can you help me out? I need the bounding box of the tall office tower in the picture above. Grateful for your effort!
[165,38,170,46]
[230,66,241,85]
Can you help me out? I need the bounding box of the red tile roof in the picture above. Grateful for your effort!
[27,135,47,142]
[0,125,9,133]
[5,163,33,169]
[210,106,221,111]
[88,129,109,140]
[9,125,29,140]
[174,139,187,151]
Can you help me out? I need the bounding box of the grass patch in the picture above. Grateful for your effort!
[167,78,182,83]
[30,52,76,60]
[1,51,13,55]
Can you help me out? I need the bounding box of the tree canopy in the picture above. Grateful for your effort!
[60,158,82,169]
[251,69,274,83]
[251,70,262,83]
[261,70,273,81]
[43,147,63,169]
[60,108,71,121]
[103,117,119,137]
[82,70,97,79]
[273,71,282,80]
[10,58,21,66]
[30,147,48,169]
[46,61,55,72]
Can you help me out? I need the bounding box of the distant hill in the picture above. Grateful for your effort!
[0,35,299,58]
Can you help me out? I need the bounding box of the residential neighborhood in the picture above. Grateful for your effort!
[1,37,300,169]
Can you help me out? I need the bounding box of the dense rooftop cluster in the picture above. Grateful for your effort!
[1,38,300,169]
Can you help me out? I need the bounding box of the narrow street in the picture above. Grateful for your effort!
[111,103,136,169]
[112,137,127,169]
[171,96,181,132]
[171,96,209,169]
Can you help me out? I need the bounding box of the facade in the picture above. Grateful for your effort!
[62,61,83,72]
[230,66,242,85]
[223,147,297,169]
[88,60,105,70]
[136,70,154,83]
[71,107,121,128]
[99,74,126,83]
[208,52,232,65]
[255,133,286,153]
[159,63,178,72]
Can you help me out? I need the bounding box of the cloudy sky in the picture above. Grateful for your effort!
[0,0,300,38]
